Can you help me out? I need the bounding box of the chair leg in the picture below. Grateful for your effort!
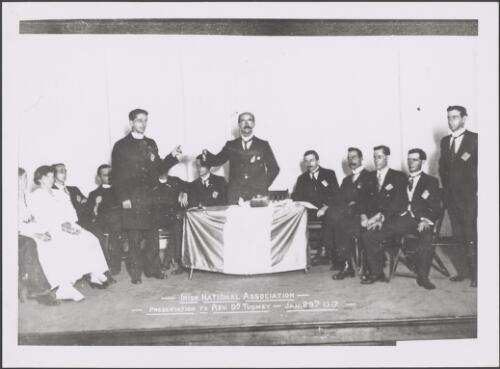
[432,249,451,277]
[388,248,402,281]
[188,267,194,280]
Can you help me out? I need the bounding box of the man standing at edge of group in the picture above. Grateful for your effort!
[111,108,182,284]
[202,112,280,204]
[439,105,478,287]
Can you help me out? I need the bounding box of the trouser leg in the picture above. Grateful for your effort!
[126,230,143,280]
[447,201,469,278]
[415,230,434,281]
[334,217,360,263]
[143,228,160,276]
[18,235,51,294]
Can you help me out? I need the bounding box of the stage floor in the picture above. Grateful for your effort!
[18,245,477,345]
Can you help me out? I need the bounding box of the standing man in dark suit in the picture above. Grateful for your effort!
[439,105,478,287]
[291,150,340,261]
[362,149,442,289]
[202,112,280,204]
[189,154,228,208]
[52,163,89,223]
[87,164,123,276]
[111,108,183,284]
[359,145,407,284]
[324,148,373,280]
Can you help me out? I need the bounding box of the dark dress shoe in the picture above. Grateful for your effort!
[35,293,60,306]
[450,275,465,282]
[89,281,109,289]
[417,278,436,290]
[106,276,117,285]
[332,268,355,280]
[131,278,142,285]
[360,273,385,284]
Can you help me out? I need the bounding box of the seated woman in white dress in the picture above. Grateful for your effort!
[28,165,111,301]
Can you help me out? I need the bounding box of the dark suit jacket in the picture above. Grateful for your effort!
[325,168,373,224]
[439,130,478,203]
[111,133,179,229]
[402,172,442,223]
[152,176,189,228]
[364,168,407,220]
[206,136,280,203]
[52,184,88,223]
[189,173,227,207]
[291,167,340,209]
[87,185,122,232]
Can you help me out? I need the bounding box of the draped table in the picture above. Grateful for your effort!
[182,201,309,277]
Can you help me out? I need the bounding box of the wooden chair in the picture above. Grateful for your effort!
[388,209,451,281]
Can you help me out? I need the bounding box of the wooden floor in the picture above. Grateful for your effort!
[18,245,477,346]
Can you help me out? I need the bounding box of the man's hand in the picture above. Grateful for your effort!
[34,232,51,242]
[367,221,383,231]
[360,214,369,228]
[171,145,183,159]
[178,192,189,208]
[317,205,328,218]
[417,219,433,233]
[122,199,132,209]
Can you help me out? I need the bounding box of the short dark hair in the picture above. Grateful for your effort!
[447,105,468,117]
[373,145,390,155]
[348,147,363,158]
[34,165,54,185]
[304,150,319,160]
[238,112,255,123]
[408,148,427,160]
[129,108,148,121]
[18,167,26,177]
[52,163,65,169]
[196,154,211,168]
[97,164,111,176]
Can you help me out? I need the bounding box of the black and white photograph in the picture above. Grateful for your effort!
[2,2,499,367]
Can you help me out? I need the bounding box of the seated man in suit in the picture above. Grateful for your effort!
[87,164,123,276]
[52,163,88,223]
[152,169,190,275]
[362,149,441,289]
[189,154,228,208]
[291,150,340,262]
[359,145,408,284]
[322,147,373,280]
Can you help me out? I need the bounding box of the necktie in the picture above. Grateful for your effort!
[377,172,383,191]
[450,136,456,157]
[203,179,209,188]
[408,176,414,191]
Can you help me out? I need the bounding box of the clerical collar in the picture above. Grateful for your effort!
[200,173,211,181]
[352,166,364,175]
[451,127,466,138]
[131,131,145,139]
[241,134,254,142]
[102,184,111,189]
[377,166,389,176]
[409,170,423,178]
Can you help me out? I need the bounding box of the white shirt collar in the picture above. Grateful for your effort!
[352,166,364,175]
[241,134,254,142]
[201,173,211,181]
[451,127,466,138]
[131,131,145,139]
[102,184,111,189]
[409,170,423,178]
[377,166,390,177]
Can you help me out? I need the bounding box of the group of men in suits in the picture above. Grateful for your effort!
[292,105,477,289]
[53,105,476,290]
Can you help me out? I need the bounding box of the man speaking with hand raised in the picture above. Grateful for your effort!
[202,112,280,204]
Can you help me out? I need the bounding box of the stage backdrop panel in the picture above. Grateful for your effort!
[15,35,477,230]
